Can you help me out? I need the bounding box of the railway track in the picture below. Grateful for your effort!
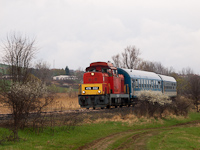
[0,109,87,120]
[0,107,124,121]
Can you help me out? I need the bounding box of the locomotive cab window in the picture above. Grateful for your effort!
[107,69,112,76]
[87,68,96,72]
[112,70,118,77]
[102,68,107,73]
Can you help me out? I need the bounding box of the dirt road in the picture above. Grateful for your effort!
[77,121,200,150]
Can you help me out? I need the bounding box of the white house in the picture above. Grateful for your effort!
[53,75,77,80]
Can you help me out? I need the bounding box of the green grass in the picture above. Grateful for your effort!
[146,112,200,150]
[147,126,200,150]
[0,122,130,150]
[0,112,199,150]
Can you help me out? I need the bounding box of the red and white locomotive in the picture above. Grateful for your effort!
[78,62,130,109]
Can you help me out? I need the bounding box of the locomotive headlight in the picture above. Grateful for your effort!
[98,90,101,94]
[82,91,86,94]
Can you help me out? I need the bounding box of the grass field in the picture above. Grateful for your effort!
[147,125,200,150]
[0,94,200,149]
[0,112,199,150]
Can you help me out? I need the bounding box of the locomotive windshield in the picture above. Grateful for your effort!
[87,68,96,72]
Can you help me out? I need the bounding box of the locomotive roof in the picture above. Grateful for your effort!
[158,74,176,82]
[118,68,161,80]
[87,62,117,70]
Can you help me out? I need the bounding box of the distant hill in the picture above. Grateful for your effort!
[0,63,9,74]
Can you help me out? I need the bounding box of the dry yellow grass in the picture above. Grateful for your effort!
[0,93,80,114]
[82,113,164,125]
[44,93,80,112]
[0,104,11,114]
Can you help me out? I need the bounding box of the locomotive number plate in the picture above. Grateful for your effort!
[85,87,99,90]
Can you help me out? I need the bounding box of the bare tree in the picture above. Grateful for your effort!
[186,74,200,112]
[122,46,141,69]
[112,54,122,68]
[75,68,84,84]
[2,32,37,83]
[0,32,54,140]
[137,60,156,72]
[34,60,51,85]
[112,46,141,69]
[177,68,199,112]
[137,60,175,75]
[180,67,194,76]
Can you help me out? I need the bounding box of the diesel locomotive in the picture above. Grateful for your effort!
[78,62,177,109]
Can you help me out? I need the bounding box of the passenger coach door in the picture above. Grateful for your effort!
[131,79,135,96]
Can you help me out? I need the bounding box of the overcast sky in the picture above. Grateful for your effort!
[0,0,200,73]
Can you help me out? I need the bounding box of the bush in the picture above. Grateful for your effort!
[171,96,192,117]
[0,81,54,141]
[135,90,171,118]
[134,91,192,118]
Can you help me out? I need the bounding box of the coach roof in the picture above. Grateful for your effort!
[158,74,176,82]
[118,68,161,80]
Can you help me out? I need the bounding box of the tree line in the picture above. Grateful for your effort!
[112,45,200,112]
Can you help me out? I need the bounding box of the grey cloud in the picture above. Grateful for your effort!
[0,0,200,73]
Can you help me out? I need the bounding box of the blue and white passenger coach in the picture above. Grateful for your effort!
[117,68,177,99]
[158,74,177,97]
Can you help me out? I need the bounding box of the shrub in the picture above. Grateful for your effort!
[135,90,172,118]
[134,90,192,118]
[171,96,192,117]
[0,81,54,141]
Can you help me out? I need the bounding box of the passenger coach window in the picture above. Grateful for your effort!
[156,81,158,89]
[138,79,141,88]
[135,79,138,88]
[150,81,151,88]
[132,79,134,88]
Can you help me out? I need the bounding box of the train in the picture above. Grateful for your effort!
[78,62,177,109]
